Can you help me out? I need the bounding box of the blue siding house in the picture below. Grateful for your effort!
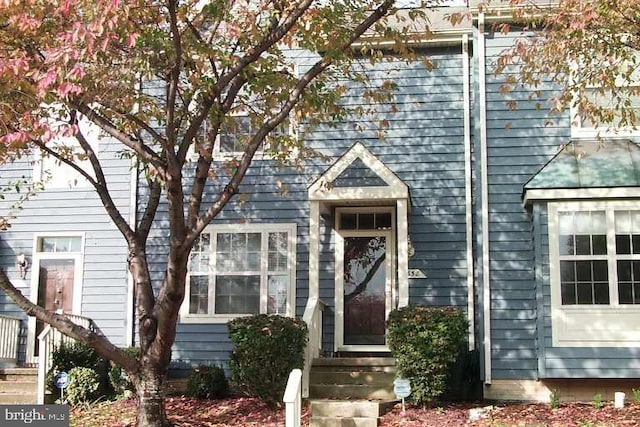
[1,1,639,402]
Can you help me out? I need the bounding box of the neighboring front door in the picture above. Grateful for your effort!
[28,235,83,362]
[335,208,395,352]
[34,259,75,353]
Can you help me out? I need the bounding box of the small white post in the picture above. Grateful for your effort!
[283,369,302,427]
[614,392,625,409]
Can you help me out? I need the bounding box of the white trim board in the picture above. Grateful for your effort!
[308,142,409,201]
[524,187,640,206]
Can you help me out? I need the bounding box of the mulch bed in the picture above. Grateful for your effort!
[71,397,640,426]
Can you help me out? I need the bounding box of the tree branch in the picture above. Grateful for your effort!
[72,101,168,178]
[0,269,139,374]
[182,0,396,250]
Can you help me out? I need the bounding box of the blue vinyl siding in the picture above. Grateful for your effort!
[164,47,471,370]
[482,31,570,380]
[0,139,133,363]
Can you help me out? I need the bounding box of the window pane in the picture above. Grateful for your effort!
[616,234,631,255]
[247,233,261,251]
[189,276,209,314]
[559,235,574,256]
[558,212,574,235]
[633,235,640,254]
[268,275,288,315]
[576,282,593,304]
[593,282,610,304]
[618,260,632,281]
[215,275,260,314]
[561,282,576,305]
[38,236,82,253]
[246,252,261,270]
[575,235,591,255]
[376,212,392,229]
[619,282,634,304]
[619,260,640,305]
[560,261,575,282]
[592,235,607,255]
[359,214,375,229]
[576,261,592,282]
[593,260,608,282]
[341,213,356,230]
[220,116,251,153]
[268,232,288,272]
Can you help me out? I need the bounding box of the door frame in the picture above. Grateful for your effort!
[334,208,396,352]
[27,233,85,363]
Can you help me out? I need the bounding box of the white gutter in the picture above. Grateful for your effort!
[126,161,137,347]
[462,34,475,351]
[125,76,141,347]
[478,13,492,385]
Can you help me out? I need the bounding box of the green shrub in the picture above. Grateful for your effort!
[186,365,229,399]
[47,341,109,394]
[387,305,468,405]
[66,367,101,405]
[108,347,141,396]
[228,314,307,406]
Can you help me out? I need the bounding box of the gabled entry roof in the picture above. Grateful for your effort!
[308,142,409,201]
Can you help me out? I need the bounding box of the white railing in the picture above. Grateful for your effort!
[0,315,21,363]
[302,296,325,398]
[283,368,302,427]
[37,313,93,404]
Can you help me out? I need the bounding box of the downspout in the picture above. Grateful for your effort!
[125,76,141,347]
[462,34,475,351]
[126,159,138,347]
[478,13,492,385]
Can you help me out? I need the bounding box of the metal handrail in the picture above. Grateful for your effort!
[301,296,326,399]
[36,313,94,404]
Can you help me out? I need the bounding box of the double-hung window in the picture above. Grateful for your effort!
[183,223,297,322]
[549,201,640,346]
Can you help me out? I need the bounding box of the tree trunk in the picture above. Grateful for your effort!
[135,368,171,427]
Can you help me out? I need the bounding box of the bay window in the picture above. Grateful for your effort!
[549,201,640,346]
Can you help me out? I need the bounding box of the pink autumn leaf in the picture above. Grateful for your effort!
[37,69,58,93]
[57,82,83,96]
[68,65,85,80]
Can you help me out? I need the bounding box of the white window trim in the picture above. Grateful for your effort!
[26,232,85,363]
[192,112,298,163]
[181,223,297,324]
[32,118,101,189]
[549,200,640,347]
[570,83,640,139]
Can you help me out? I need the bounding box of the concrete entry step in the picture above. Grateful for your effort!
[0,367,38,381]
[310,416,378,427]
[310,399,396,418]
[309,399,396,427]
[312,358,395,367]
[310,384,397,400]
[0,367,38,405]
